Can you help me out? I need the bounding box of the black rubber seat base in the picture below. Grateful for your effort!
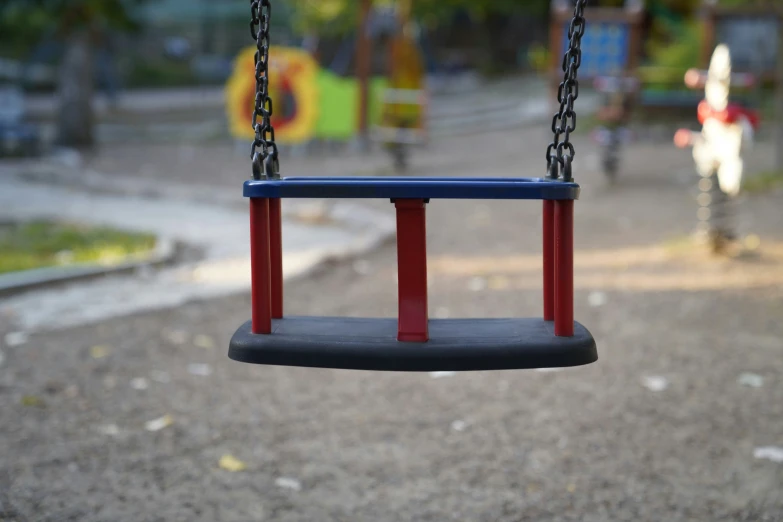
[229,317,597,372]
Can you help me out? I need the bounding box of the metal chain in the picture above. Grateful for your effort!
[250,0,279,179]
[547,0,587,182]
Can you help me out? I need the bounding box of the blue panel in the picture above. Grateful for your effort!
[243,177,581,201]
[562,21,630,77]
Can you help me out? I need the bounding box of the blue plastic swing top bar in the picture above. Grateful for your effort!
[244,177,580,200]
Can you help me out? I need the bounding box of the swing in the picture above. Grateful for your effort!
[229,0,597,372]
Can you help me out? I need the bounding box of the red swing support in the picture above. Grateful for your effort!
[249,195,575,341]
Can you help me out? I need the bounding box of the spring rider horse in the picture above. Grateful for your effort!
[674,44,759,254]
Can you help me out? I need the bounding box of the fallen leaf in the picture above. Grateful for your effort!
[451,420,468,432]
[429,371,456,379]
[21,395,45,408]
[188,363,212,377]
[588,291,608,308]
[295,203,332,224]
[275,477,302,491]
[468,277,487,292]
[130,378,149,390]
[641,375,669,392]
[193,335,216,350]
[737,373,764,388]
[567,483,577,493]
[754,446,783,463]
[90,345,111,359]
[488,276,509,290]
[744,234,761,251]
[219,454,248,472]
[4,331,28,347]
[145,414,173,432]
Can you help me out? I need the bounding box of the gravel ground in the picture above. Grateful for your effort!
[1,128,782,521]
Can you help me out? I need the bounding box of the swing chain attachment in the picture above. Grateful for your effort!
[250,0,280,180]
[547,0,587,182]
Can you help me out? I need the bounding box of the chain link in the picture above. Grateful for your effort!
[250,0,279,179]
[547,0,587,182]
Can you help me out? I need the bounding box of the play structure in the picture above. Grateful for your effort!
[372,0,428,172]
[638,1,780,114]
[549,0,644,100]
[675,45,760,254]
[700,1,781,84]
[225,46,388,145]
[225,3,428,162]
[228,0,597,372]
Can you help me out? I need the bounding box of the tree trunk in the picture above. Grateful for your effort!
[776,15,783,171]
[356,0,372,151]
[57,31,94,149]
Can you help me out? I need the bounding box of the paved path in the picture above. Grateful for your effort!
[0,173,394,332]
[24,76,599,143]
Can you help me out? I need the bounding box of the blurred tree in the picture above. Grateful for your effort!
[287,0,551,33]
[287,0,513,34]
[286,0,549,75]
[0,8,49,59]
[1,0,148,149]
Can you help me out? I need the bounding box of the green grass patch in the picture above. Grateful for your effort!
[744,171,783,194]
[0,221,157,275]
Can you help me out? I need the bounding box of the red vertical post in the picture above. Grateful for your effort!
[395,199,429,342]
[269,198,283,319]
[250,198,272,334]
[543,200,555,321]
[554,200,574,337]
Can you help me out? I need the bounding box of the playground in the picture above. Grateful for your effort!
[1,0,783,520]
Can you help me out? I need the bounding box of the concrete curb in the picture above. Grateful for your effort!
[0,212,396,334]
[0,236,178,298]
